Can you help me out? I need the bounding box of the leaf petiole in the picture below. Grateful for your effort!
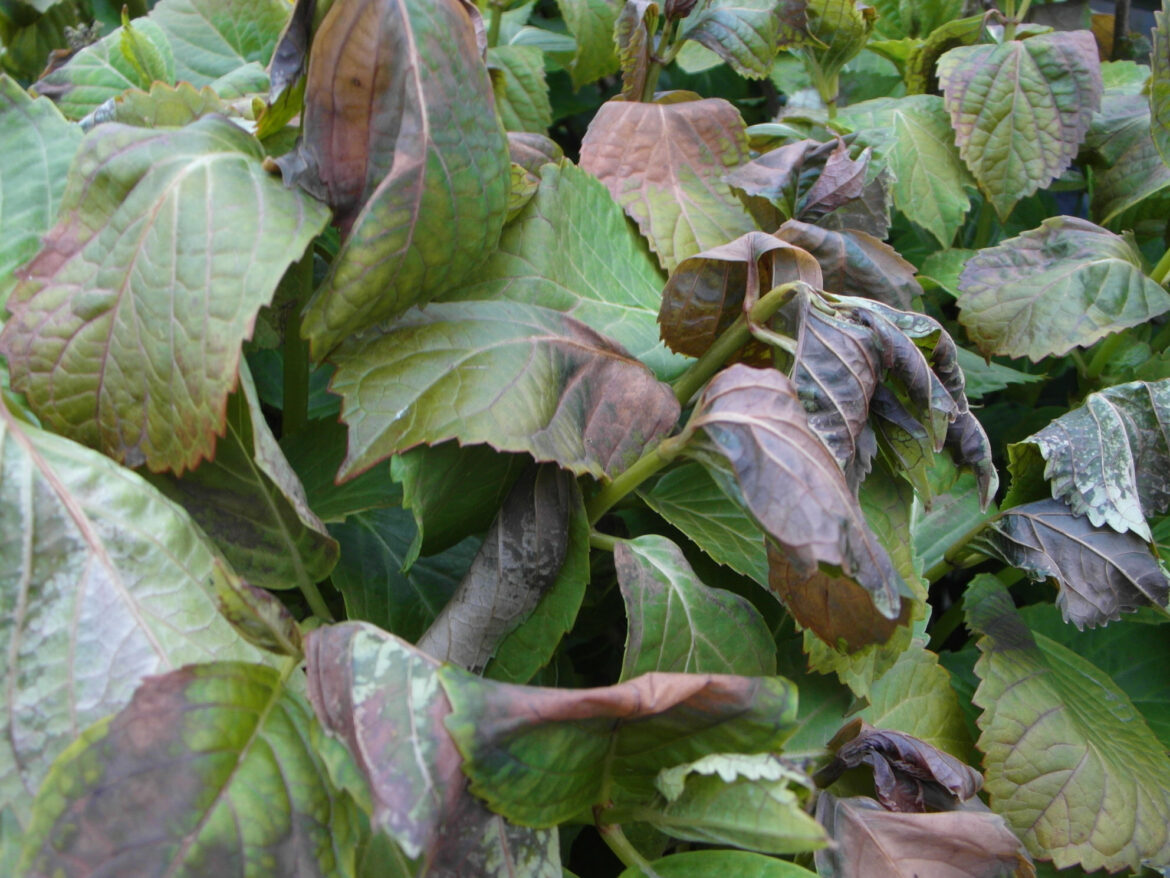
[586,433,688,524]
[280,251,313,439]
[597,821,662,877]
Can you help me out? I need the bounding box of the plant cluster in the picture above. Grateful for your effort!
[3,0,1170,875]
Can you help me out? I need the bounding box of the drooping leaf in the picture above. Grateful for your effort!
[147,363,338,592]
[214,579,305,658]
[1150,4,1170,169]
[445,161,686,381]
[552,0,620,88]
[682,364,905,621]
[722,137,837,218]
[328,301,680,481]
[579,95,756,272]
[441,670,799,825]
[615,0,658,101]
[965,576,1170,872]
[487,44,552,134]
[776,220,920,309]
[798,140,869,221]
[814,793,1035,878]
[619,850,817,877]
[615,534,776,678]
[283,0,511,356]
[1008,380,1170,542]
[957,216,1170,361]
[0,399,271,829]
[149,0,290,85]
[0,115,331,474]
[681,0,810,79]
[938,30,1102,219]
[973,499,1170,628]
[417,465,574,672]
[0,76,80,309]
[1085,93,1170,225]
[639,461,770,586]
[19,662,362,877]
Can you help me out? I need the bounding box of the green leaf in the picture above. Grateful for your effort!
[284,0,511,356]
[681,0,809,79]
[328,301,680,481]
[552,0,620,88]
[146,363,339,592]
[488,44,552,134]
[802,0,875,81]
[639,461,770,586]
[1085,93,1170,225]
[903,14,983,94]
[957,217,1170,361]
[1008,379,1170,542]
[442,668,799,824]
[150,0,290,85]
[615,534,776,678]
[579,95,756,273]
[443,161,686,382]
[393,442,528,562]
[620,850,817,877]
[965,576,1170,872]
[615,0,658,100]
[913,469,997,579]
[119,7,175,87]
[0,115,331,474]
[0,399,270,829]
[0,75,81,308]
[938,31,1102,219]
[19,662,362,876]
[94,79,227,128]
[1150,4,1170,169]
[955,348,1044,399]
[868,0,962,40]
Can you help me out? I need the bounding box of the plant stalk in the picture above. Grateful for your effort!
[589,530,620,552]
[922,513,998,582]
[587,434,687,524]
[300,578,334,622]
[640,17,680,102]
[1151,246,1170,286]
[487,0,504,48]
[597,822,661,877]
[281,252,313,439]
[1086,331,1127,380]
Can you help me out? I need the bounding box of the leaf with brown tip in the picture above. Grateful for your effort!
[579,95,756,272]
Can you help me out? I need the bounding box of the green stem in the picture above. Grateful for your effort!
[587,434,687,524]
[487,0,503,48]
[597,823,660,877]
[300,578,334,622]
[281,253,313,439]
[922,513,998,583]
[1151,246,1170,286]
[590,530,619,552]
[669,282,801,406]
[971,198,995,250]
[1086,331,1127,381]
[640,17,679,102]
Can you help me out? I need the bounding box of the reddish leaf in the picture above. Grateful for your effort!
[723,137,839,215]
[799,140,870,222]
[615,0,659,100]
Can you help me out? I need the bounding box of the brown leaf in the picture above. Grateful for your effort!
[815,793,1035,878]
[777,219,921,309]
[579,95,756,272]
[800,140,870,222]
[417,464,574,672]
[658,231,822,357]
[684,364,904,621]
[817,165,893,238]
[723,137,839,214]
[268,0,316,101]
[816,719,982,812]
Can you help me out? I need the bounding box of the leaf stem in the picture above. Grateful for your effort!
[597,822,661,877]
[300,578,334,622]
[587,434,687,524]
[281,252,313,439]
[640,17,680,101]
[1085,331,1127,381]
[970,198,995,250]
[1151,246,1170,286]
[669,281,801,405]
[589,530,620,552]
[923,513,999,582]
[487,0,503,49]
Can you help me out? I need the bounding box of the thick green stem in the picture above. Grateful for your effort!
[590,530,619,552]
[971,199,995,250]
[587,434,687,524]
[597,823,660,876]
[487,0,503,48]
[281,253,313,439]
[1086,331,1127,381]
[669,282,801,405]
[923,513,998,583]
[300,578,334,622]
[640,17,679,101]
[1151,246,1170,286]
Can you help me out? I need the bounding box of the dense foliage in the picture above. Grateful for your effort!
[2,0,1170,875]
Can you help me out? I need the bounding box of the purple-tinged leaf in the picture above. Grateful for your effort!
[722,137,838,218]
[616,0,659,100]
[799,140,870,221]
[972,499,1170,628]
[328,301,680,482]
[0,115,330,474]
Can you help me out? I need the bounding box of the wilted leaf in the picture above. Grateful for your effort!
[722,137,838,217]
[0,398,270,829]
[285,0,510,355]
[639,461,770,585]
[615,0,658,100]
[417,465,573,672]
[150,0,290,85]
[681,0,810,79]
[816,719,981,811]
[0,76,80,308]
[579,96,755,272]
[329,301,680,481]
[683,364,904,621]
[815,793,1034,878]
[553,0,620,88]
[1150,5,1170,169]
[776,220,920,309]
[446,161,685,381]
[147,364,338,592]
[973,499,1170,628]
[1085,94,1170,224]
[965,576,1170,872]
[938,30,1102,219]
[1009,379,1170,541]
[799,140,869,221]
[488,44,552,134]
[441,667,798,824]
[616,535,776,678]
[19,662,362,877]
[957,217,1170,361]
[0,115,331,473]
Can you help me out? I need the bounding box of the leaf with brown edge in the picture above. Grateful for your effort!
[814,793,1035,878]
[282,0,510,356]
[328,301,680,481]
[579,95,755,273]
[0,115,330,475]
[971,499,1170,628]
[776,220,920,309]
[439,665,798,825]
[682,364,905,622]
[658,231,822,358]
[616,0,659,101]
[417,464,574,673]
[815,719,982,812]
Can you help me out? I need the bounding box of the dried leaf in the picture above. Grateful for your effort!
[579,96,755,272]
